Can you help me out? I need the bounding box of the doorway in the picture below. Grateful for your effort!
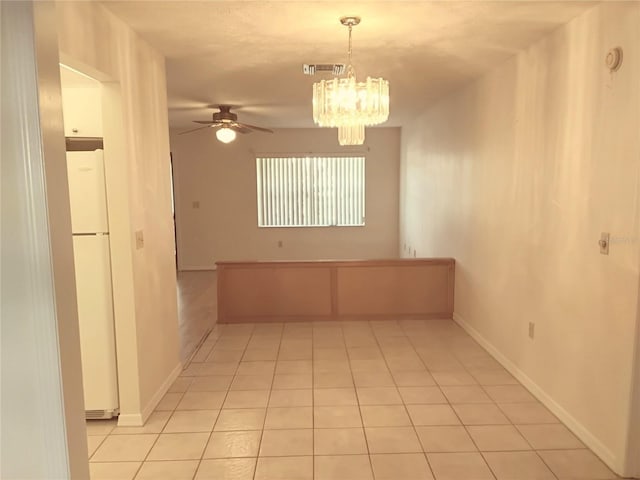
[58,60,145,428]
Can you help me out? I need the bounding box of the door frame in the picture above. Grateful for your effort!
[626,307,640,476]
[1,1,89,477]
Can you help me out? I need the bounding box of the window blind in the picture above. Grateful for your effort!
[256,156,365,227]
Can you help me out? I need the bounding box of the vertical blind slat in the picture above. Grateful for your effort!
[308,158,312,225]
[340,157,345,225]
[268,158,274,226]
[262,159,266,224]
[360,157,365,223]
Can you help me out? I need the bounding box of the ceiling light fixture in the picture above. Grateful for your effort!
[338,124,365,146]
[312,16,389,145]
[215,126,237,143]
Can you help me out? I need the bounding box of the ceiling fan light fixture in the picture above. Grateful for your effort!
[216,127,237,143]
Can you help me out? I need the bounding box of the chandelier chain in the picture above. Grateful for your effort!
[348,24,353,65]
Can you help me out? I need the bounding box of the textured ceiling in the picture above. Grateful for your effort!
[103,1,596,129]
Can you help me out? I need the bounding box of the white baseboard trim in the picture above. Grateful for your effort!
[452,312,622,475]
[117,361,183,427]
[117,412,143,427]
[141,361,184,423]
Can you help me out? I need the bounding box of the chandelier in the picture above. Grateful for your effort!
[312,17,389,145]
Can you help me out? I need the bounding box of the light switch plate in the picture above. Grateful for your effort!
[528,322,535,339]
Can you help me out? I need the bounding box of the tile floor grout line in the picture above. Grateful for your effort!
[197,321,255,479]
[370,319,428,478]
[188,322,237,480]
[252,323,284,480]
[401,320,482,479]
[438,329,552,480]
[91,388,185,477]
[451,397,500,480]
[86,433,109,462]
[174,323,225,480]
[140,369,190,479]
[404,322,447,480]
[347,321,374,479]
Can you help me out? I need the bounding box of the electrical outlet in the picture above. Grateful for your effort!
[135,230,144,249]
[192,201,200,209]
[528,322,535,339]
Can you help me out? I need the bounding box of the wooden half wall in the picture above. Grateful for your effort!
[216,258,455,323]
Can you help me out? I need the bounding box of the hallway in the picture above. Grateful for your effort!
[86,319,618,479]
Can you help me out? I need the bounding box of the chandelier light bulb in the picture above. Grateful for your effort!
[216,127,236,143]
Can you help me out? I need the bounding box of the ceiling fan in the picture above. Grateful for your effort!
[179,105,273,143]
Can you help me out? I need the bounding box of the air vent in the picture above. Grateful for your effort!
[85,409,118,420]
[303,64,346,76]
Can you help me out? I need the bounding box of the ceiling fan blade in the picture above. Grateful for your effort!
[236,122,274,133]
[193,120,217,124]
[229,124,253,134]
[178,125,213,135]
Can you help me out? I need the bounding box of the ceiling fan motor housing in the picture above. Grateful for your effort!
[212,105,237,123]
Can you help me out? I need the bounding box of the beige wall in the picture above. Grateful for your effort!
[56,1,181,424]
[170,128,400,268]
[400,2,640,474]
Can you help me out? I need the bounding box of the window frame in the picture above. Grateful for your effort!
[255,155,366,228]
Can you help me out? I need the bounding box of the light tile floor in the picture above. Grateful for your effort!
[88,320,621,479]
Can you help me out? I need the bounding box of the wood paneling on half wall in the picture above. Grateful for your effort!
[217,259,454,323]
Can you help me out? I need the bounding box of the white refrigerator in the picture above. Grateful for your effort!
[67,149,119,419]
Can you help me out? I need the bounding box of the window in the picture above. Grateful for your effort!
[256,156,365,227]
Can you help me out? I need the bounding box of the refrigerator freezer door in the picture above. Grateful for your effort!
[73,234,118,414]
[67,150,108,234]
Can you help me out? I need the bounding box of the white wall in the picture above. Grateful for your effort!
[170,127,400,269]
[1,2,89,478]
[56,0,181,424]
[60,73,103,137]
[400,2,640,475]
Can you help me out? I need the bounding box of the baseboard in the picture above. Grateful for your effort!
[117,361,183,427]
[141,361,184,423]
[184,327,213,366]
[178,265,217,272]
[452,312,622,475]
[117,412,144,427]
